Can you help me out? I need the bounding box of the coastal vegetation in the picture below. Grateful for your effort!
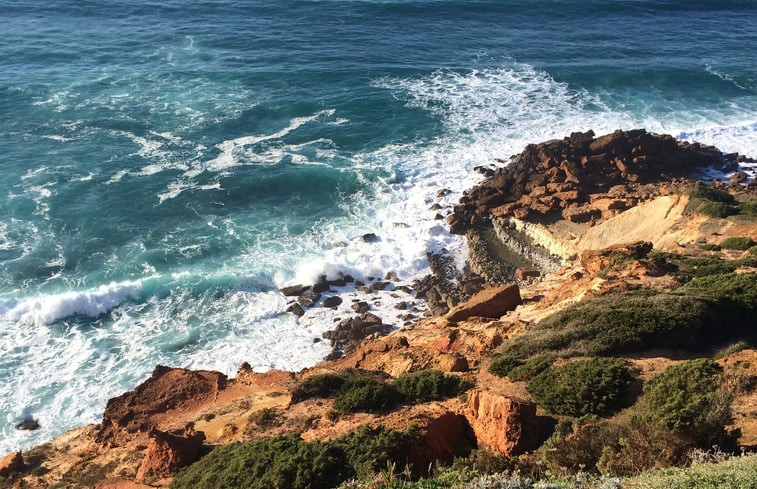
[171,426,420,489]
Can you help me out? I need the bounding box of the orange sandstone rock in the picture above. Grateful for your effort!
[135,428,205,482]
[0,451,24,477]
[463,390,538,457]
[447,284,522,322]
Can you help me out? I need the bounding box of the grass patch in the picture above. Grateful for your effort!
[623,454,757,489]
[526,358,633,417]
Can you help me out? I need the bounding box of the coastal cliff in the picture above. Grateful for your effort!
[3,130,757,489]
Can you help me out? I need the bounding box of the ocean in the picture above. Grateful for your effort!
[1,0,755,452]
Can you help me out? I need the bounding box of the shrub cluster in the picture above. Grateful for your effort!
[292,369,469,415]
[526,358,633,417]
[690,183,757,220]
[392,369,467,404]
[332,377,401,414]
[719,236,756,250]
[643,358,734,447]
[489,272,757,376]
[690,183,735,204]
[172,426,421,489]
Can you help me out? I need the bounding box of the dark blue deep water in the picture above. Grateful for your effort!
[1,0,756,451]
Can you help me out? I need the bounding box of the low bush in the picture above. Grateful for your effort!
[719,236,756,250]
[171,435,349,489]
[507,359,551,382]
[172,426,422,489]
[643,358,734,447]
[332,377,400,414]
[490,291,711,371]
[291,373,347,402]
[690,183,735,204]
[526,358,633,417]
[696,201,738,218]
[393,370,467,404]
[488,356,522,378]
[490,272,756,372]
[737,200,757,218]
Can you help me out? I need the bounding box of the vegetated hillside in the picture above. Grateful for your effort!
[3,130,756,489]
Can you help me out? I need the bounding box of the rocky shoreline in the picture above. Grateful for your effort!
[2,129,756,488]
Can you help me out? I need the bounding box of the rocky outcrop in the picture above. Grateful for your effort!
[407,413,477,477]
[96,365,227,446]
[448,129,736,233]
[463,390,538,457]
[135,428,205,482]
[0,451,24,477]
[413,253,487,316]
[447,284,522,322]
[322,313,391,358]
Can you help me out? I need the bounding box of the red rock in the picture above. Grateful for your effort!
[464,390,538,457]
[515,268,540,280]
[136,428,205,482]
[407,412,476,477]
[0,451,23,477]
[553,190,581,202]
[96,365,227,446]
[447,284,521,322]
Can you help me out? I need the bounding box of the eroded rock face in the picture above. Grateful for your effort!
[463,390,538,457]
[0,451,24,477]
[447,284,522,322]
[96,365,227,446]
[136,428,205,482]
[449,129,736,233]
[407,412,477,477]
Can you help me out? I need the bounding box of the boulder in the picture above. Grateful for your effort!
[463,390,538,457]
[280,284,310,296]
[0,451,24,477]
[446,284,522,322]
[287,303,305,317]
[406,413,477,477]
[321,296,343,309]
[135,428,205,482]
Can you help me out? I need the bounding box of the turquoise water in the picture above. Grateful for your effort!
[1,0,756,452]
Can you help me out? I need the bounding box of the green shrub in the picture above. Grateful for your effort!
[490,273,757,370]
[526,358,633,417]
[698,243,721,251]
[333,425,420,476]
[332,378,400,414]
[172,426,424,489]
[690,184,735,204]
[393,370,466,404]
[737,200,757,218]
[719,236,756,250]
[696,201,738,218]
[488,356,522,378]
[171,435,349,489]
[643,359,733,447]
[679,272,757,312]
[507,359,551,382]
[292,373,346,402]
